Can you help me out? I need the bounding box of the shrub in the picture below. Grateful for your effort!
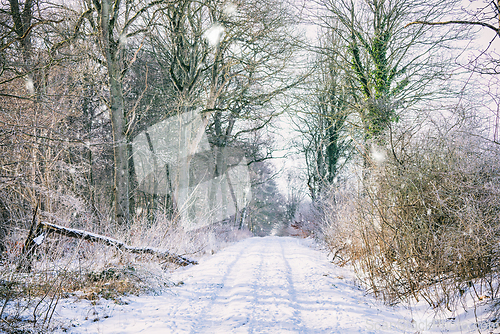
[323,125,500,309]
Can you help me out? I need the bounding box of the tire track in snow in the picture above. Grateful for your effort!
[190,242,265,333]
[187,241,251,333]
[279,238,307,333]
[243,238,303,333]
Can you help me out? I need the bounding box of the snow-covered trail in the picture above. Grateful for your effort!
[64,236,416,333]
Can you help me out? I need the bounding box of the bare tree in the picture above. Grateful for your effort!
[134,0,302,227]
[407,0,500,75]
[0,0,89,253]
[68,0,167,225]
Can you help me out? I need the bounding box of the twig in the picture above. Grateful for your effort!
[18,203,39,271]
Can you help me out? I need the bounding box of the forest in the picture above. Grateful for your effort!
[1,0,500,331]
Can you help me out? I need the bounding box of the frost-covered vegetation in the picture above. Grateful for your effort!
[299,0,500,323]
[1,0,500,331]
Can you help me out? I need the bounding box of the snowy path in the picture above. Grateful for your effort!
[61,237,420,333]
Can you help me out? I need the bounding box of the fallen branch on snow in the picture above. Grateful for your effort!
[22,222,198,269]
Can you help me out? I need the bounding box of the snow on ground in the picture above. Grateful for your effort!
[53,236,500,333]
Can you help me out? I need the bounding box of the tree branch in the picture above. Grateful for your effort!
[406,20,500,38]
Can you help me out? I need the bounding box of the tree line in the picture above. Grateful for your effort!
[0,0,301,249]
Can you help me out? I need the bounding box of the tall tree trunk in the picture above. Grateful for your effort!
[100,0,130,225]
[108,51,130,226]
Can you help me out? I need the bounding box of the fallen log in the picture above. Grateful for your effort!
[33,222,198,266]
